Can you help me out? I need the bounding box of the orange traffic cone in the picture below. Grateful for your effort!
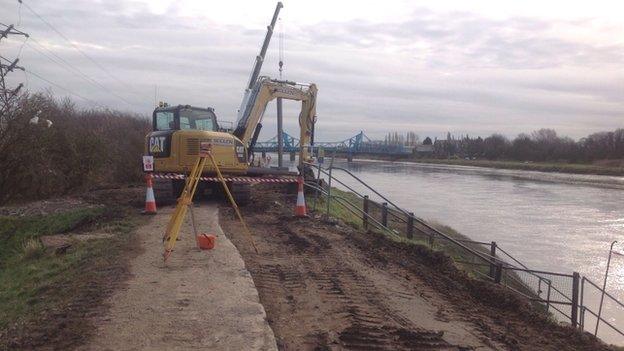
[294,175,307,217]
[143,173,157,215]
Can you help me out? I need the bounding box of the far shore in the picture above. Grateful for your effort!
[327,153,624,177]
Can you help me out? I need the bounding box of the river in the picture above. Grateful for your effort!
[269,155,624,345]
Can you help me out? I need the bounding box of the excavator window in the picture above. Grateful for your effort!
[179,109,216,131]
[152,106,217,132]
[155,111,174,131]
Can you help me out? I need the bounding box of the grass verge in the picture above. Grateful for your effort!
[0,205,142,350]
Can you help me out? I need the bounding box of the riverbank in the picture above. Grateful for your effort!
[221,185,616,350]
[339,153,624,177]
[415,158,624,176]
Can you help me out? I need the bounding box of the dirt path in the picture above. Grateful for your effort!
[220,187,611,351]
[81,203,277,350]
[220,192,502,350]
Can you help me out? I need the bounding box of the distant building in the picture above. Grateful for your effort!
[414,144,434,157]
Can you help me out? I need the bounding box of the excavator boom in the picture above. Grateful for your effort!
[233,77,317,165]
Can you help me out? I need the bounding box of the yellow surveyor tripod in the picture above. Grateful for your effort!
[162,144,258,262]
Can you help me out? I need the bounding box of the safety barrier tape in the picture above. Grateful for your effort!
[152,173,297,183]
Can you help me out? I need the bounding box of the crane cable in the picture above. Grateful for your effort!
[278,17,284,79]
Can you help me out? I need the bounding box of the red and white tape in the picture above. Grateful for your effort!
[152,173,297,183]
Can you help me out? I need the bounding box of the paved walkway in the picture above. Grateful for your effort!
[81,204,277,351]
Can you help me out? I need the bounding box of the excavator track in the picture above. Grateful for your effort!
[152,177,257,206]
[153,178,183,206]
[229,182,251,206]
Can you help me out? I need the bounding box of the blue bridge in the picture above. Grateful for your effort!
[254,131,412,155]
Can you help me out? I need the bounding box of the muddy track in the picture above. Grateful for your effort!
[220,188,498,350]
[221,187,613,351]
[236,218,459,350]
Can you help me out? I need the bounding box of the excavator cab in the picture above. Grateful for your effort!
[146,104,248,174]
[145,104,251,204]
[153,105,218,132]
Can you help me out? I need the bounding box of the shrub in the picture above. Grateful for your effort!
[0,93,150,204]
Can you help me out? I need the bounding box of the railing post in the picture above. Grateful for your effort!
[428,233,434,248]
[571,271,580,328]
[407,212,414,239]
[381,202,388,227]
[326,155,335,217]
[595,241,617,336]
[546,280,552,312]
[579,277,585,331]
[489,241,497,279]
[312,163,322,211]
[494,263,503,284]
[363,195,369,230]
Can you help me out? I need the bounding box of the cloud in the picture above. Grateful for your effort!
[1,0,622,142]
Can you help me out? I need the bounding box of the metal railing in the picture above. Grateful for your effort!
[304,161,500,268]
[302,160,624,340]
[580,277,624,338]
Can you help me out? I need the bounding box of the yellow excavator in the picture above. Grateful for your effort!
[144,2,318,204]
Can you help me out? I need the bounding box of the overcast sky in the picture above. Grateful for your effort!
[1,0,623,141]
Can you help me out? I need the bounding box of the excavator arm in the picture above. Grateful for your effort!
[233,76,318,166]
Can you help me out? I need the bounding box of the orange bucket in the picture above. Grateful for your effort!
[197,234,216,250]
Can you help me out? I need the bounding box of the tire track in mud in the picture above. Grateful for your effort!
[222,210,467,350]
[221,187,616,351]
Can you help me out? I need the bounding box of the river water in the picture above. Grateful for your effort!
[271,155,624,345]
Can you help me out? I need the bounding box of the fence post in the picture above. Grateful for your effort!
[494,263,503,284]
[571,271,580,328]
[428,233,435,248]
[326,156,335,217]
[312,163,322,211]
[407,212,414,239]
[363,195,369,230]
[381,202,388,227]
[579,277,585,331]
[546,280,552,313]
[488,241,497,279]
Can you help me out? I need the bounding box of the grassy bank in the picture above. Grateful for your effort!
[308,187,493,272]
[0,205,142,350]
[309,187,539,292]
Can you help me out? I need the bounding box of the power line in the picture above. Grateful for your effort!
[25,68,106,109]
[0,21,142,109]
[19,0,150,104]
[1,22,139,109]
[25,38,142,108]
